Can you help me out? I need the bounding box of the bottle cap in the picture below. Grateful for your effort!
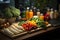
[31,6,34,8]
[51,8,53,11]
[33,7,36,9]
[37,12,40,15]
[30,9,32,11]
[54,10,57,12]
[40,13,43,16]
[27,7,29,10]
[37,9,40,12]
[47,8,50,11]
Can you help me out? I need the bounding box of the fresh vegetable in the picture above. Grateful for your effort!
[8,27,19,34]
[18,21,26,26]
[29,17,46,29]
[28,21,37,26]
[3,28,14,36]
[22,21,37,31]
[10,6,20,17]
[4,8,13,18]
[11,25,23,33]
[12,23,25,31]
[40,23,47,29]
[3,6,20,18]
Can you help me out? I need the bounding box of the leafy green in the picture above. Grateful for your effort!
[10,6,20,17]
[4,8,13,18]
[3,6,20,18]
[30,17,46,28]
[18,21,25,26]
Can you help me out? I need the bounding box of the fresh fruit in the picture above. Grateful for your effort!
[28,21,37,26]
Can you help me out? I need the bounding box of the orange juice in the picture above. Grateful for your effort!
[29,9,33,19]
[26,7,29,20]
[40,14,44,20]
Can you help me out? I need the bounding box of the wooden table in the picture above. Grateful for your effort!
[0,27,60,40]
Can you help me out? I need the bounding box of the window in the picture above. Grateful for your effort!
[0,0,10,3]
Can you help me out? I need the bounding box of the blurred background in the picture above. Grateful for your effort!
[0,0,60,40]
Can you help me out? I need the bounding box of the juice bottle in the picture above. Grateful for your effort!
[37,9,40,18]
[50,8,54,19]
[44,8,50,21]
[29,9,33,19]
[40,13,44,21]
[33,7,36,15]
[47,8,50,15]
[26,7,29,20]
[53,10,58,19]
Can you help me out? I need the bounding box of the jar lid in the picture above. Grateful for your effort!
[51,8,53,11]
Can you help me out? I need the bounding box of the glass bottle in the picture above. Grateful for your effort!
[40,13,44,21]
[33,7,36,15]
[44,8,50,21]
[47,8,50,15]
[53,10,58,19]
[37,9,40,18]
[50,8,54,19]
[26,7,30,20]
[29,9,33,19]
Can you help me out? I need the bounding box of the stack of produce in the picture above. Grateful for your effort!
[30,16,46,28]
[1,16,51,37]
[19,16,47,31]
[22,21,37,31]
[2,23,25,36]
